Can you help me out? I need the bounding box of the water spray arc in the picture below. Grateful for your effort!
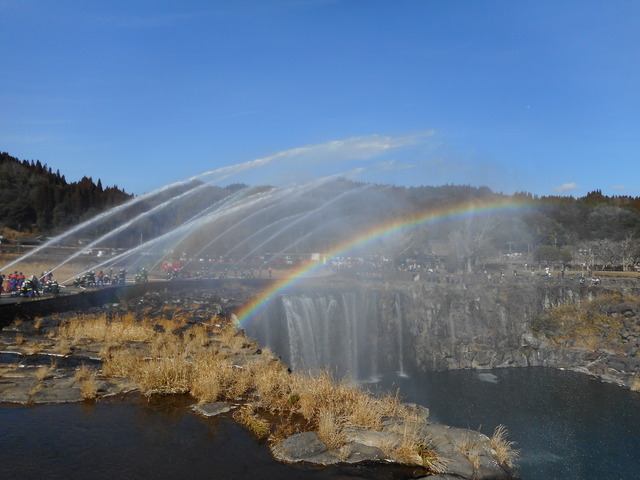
[45,180,234,277]
[60,187,280,284]
[178,169,366,272]
[231,183,375,268]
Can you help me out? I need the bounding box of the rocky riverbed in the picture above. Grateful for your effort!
[0,288,519,480]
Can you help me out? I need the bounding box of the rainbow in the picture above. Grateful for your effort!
[234,198,535,327]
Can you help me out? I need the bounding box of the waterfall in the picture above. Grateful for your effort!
[394,292,407,377]
[248,291,385,381]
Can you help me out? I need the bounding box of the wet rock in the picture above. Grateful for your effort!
[0,377,37,403]
[3,321,38,335]
[35,316,63,333]
[31,383,83,404]
[440,451,475,479]
[340,441,386,463]
[191,402,235,417]
[403,402,430,421]
[475,455,514,480]
[343,426,401,450]
[272,431,329,463]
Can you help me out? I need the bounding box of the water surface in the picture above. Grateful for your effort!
[0,394,416,480]
[375,367,640,480]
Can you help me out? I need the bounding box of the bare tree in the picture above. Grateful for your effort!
[619,232,640,271]
[448,215,500,273]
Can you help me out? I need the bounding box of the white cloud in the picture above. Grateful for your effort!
[375,160,418,172]
[553,182,579,193]
[612,185,626,191]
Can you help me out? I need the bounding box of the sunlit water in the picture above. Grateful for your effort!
[374,367,640,480]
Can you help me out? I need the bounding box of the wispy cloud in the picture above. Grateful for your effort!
[612,185,626,191]
[374,160,418,172]
[553,182,579,193]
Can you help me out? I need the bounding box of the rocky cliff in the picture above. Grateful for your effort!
[248,275,640,389]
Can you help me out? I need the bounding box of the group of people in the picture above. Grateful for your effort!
[73,268,128,287]
[0,271,26,293]
[0,271,60,297]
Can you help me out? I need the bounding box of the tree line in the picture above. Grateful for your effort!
[1,150,639,271]
[0,152,132,235]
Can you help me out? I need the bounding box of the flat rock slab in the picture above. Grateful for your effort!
[31,384,83,404]
[0,377,37,403]
[191,402,235,417]
[272,431,329,463]
[341,441,386,464]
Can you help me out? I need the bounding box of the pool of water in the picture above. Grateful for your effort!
[374,367,640,480]
[0,394,416,480]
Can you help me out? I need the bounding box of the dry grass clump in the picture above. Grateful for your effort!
[190,354,237,402]
[36,365,52,381]
[55,338,71,356]
[57,313,159,344]
[292,370,407,433]
[388,424,447,472]
[75,364,98,399]
[233,405,271,439]
[316,410,347,449]
[216,324,247,350]
[134,336,192,395]
[250,357,295,411]
[101,347,138,378]
[631,375,640,392]
[490,424,519,468]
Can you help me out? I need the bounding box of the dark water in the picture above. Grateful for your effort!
[375,368,640,480]
[0,394,414,480]
[1,369,639,480]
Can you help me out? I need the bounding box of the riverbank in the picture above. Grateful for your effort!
[0,289,519,480]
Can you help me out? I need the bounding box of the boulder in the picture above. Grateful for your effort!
[272,431,329,463]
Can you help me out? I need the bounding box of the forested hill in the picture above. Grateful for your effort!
[0,152,132,234]
[2,150,640,270]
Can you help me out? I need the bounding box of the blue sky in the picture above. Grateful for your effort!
[1,0,638,197]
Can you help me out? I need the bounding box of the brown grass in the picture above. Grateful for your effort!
[57,313,159,343]
[233,405,271,439]
[55,338,71,356]
[190,354,236,402]
[75,364,98,399]
[532,293,634,351]
[316,410,347,449]
[490,424,519,468]
[36,365,52,381]
[388,424,447,472]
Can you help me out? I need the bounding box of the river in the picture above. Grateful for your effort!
[374,367,640,480]
[1,367,638,479]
